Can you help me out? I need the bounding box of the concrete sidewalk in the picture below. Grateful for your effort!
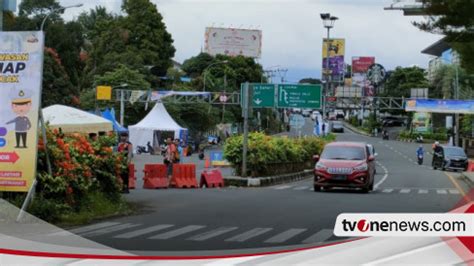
[461,171,474,187]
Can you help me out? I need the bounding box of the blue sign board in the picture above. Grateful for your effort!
[210,151,224,162]
[0,138,5,147]
[405,99,474,114]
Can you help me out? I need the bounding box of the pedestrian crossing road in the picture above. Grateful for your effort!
[55,222,347,247]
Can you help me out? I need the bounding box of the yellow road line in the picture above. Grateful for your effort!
[444,172,471,203]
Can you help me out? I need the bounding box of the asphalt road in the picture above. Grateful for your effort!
[62,118,471,256]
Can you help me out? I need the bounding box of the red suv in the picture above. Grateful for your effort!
[314,142,376,193]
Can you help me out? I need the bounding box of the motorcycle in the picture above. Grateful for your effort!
[382,131,389,140]
[136,142,155,155]
[417,154,424,165]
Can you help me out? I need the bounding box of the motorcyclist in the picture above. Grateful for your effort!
[432,141,442,167]
[416,145,424,165]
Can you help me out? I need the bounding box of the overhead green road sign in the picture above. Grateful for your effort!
[277,84,322,109]
[251,84,275,108]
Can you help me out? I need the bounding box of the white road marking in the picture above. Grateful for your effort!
[274,185,293,190]
[382,188,394,193]
[449,189,460,195]
[82,223,141,237]
[187,227,238,241]
[400,189,411,194]
[225,228,273,242]
[294,186,309,190]
[436,189,448,194]
[49,222,121,236]
[418,189,429,194]
[149,225,205,240]
[301,229,333,244]
[114,224,174,239]
[264,228,307,243]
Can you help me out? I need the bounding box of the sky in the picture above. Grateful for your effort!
[51,0,442,83]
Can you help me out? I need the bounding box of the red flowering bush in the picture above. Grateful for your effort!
[36,128,124,216]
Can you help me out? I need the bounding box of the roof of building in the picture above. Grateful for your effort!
[421,37,451,56]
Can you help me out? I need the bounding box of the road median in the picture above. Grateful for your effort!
[460,171,474,187]
[342,121,371,137]
[224,170,313,187]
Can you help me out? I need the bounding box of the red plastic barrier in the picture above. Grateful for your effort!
[171,164,197,188]
[467,161,474,172]
[200,169,224,188]
[143,164,168,189]
[128,164,137,189]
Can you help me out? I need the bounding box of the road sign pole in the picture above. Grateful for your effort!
[242,82,250,177]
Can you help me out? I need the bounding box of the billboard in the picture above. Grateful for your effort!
[322,38,345,81]
[352,56,375,73]
[0,31,44,192]
[405,99,474,114]
[205,27,262,58]
[352,56,375,96]
[412,112,432,133]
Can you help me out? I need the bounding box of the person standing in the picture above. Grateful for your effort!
[165,138,177,179]
[117,132,133,194]
[174,139,182,163]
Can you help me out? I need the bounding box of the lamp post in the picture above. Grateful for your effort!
[40,4,83,31]
[320,13,338,119]
[202,60,229,91]
[439,57,460,146]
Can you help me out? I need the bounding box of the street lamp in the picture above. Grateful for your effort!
[203,60,229,91]
[40,4,84,31]
[320,13,338,119]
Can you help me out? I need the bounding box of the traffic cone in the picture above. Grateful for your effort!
[205,157,210,168]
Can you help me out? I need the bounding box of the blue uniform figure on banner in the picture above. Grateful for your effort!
[6,89,32,149]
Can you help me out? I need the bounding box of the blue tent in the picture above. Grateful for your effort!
[101,108,128,133]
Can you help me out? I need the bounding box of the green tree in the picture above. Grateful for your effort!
[381,66,429,98]
[414,0,474,73]
[122,0,176,76]
[299,78,322,84]
[430,64,474,99]
[42,48,78,107]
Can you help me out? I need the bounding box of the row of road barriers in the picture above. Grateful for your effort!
[134,164,225,189]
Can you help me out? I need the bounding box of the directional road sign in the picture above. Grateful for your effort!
[250,84,275,108]
[277,84,322,109]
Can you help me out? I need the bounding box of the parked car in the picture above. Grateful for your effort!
[313,142,376,193]
[335,109,345,119]
[292,108,302,114]
[311,111,321,121]
[382,117,405,127]
[302,109,311,117]
[331,121,344,133]
[432,146,469,171]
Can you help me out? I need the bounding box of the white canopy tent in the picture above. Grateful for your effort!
[129,102,187,149]
[43,105,113,134]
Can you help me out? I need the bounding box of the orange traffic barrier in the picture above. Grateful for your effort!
[171,164,197,188]
[467,161,474,172]
[205,157,210,168]
[143,164,168,189]
[128,164,137,189]
[200,169,224,188]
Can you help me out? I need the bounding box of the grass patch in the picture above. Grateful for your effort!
[57,192,134,227]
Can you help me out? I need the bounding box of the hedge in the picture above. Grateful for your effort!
[224,132,332,177]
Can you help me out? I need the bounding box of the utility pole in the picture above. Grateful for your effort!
[241,82,250,178]
[222,71,227,123]
[454,64,460,146]
[0,0,4,31]
[320,13,338,119]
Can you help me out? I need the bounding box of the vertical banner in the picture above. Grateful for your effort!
[0,31,44,192]
[412,112,432,133]
[322,38,345,82]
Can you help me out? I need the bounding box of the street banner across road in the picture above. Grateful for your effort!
[405,99,474,114]
[0,31,44,192]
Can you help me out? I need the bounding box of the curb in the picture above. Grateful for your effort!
[224,170,313,187]
[342,122,371,137]
[460,172,474,188]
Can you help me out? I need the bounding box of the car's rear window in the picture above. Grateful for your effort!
[444,148,466,157]
[321,146,366,160]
